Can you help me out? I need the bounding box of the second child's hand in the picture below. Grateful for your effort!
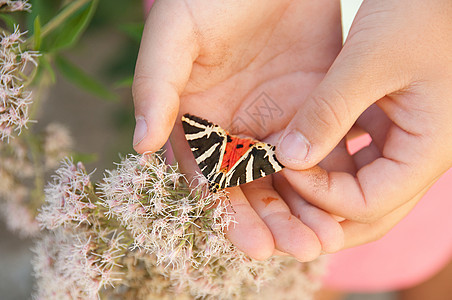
[276,0,452,248]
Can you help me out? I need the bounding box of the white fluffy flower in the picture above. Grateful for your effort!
[0,25,39,141]
[37,159,95,229]
[0,1,31,12]
[98,154,235,267]
[44,123,73,168]
[1,197,39,237]
[33,154,325,299]
[33,228,126,300]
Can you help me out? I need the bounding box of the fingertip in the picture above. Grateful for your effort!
[283,219,322,262]
[261,211,321,262]
[295,204,345,254]
[276,129,312,170]
[226,208,275,261]
[133,114,170,154]
[226,223,274,261]
[274,173,344,254]
[224,187,275,261]
[133,116,148,150]
[132,89,179,154]
[317,218,345,254]
[247,239,275,261]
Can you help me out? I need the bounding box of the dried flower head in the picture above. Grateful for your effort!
[44,123,73,168]
[98,154,235,266]
[0,138,40,236]
[0,25,39,141]
[37,159,95,229]
[97,154,302,299]
[33,154,325,299]
[34,159,127,299]
[1,194,39,237]
[0,0,31,12]
[33,228,127,300]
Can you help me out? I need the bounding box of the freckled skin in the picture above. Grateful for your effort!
[262,196,278,207]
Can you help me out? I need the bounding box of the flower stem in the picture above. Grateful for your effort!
[24,132,45,213]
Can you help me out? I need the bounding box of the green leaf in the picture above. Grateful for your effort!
[118,22,144,43]
[0,13,17,31]
[114,76,134,88]
[55,55,118,101]
[41,0,98,52]
[33,16,42,50]
[27,0,61,34]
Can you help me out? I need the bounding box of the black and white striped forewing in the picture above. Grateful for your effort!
[181,114,227,181]
[222,142,284,189]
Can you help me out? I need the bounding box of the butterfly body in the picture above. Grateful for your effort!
[181,114,284,192]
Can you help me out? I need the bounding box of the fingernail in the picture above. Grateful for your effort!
[133,116,147,146]
[279,130,310,163]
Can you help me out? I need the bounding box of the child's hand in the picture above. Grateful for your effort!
[132,0,344,261]
[276,0,452,247]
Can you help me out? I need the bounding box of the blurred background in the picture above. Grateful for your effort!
[0,0,395,299]
[0,0,142,298]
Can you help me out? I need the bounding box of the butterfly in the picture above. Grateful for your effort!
[181,113,284,192]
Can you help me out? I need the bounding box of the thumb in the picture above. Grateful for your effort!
[132,2,198,154]
[276,42,397,169]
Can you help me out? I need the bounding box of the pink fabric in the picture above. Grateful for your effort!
[323,134,452,291]
[144,0,154,16]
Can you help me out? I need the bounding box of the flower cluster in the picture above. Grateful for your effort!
[1,25,39,141]
[0,0,31,12]
[44,123,73,168]
[1,196,39,236]
[98,154,281,298]
[33,154,326,299]
[0,138,38,237]
[34,160,127,299]
[0,123,73,237]
[98,154,234,267]
[37,158,95,229]
[33,228,127,300]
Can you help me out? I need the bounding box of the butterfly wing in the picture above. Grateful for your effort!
[182,114,284,191]
[181,114,227,184]
[222,142,284,189]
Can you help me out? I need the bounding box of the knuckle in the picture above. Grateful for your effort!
[309,89,351,132]
[355,210,379,224]
[352,201,385,224]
